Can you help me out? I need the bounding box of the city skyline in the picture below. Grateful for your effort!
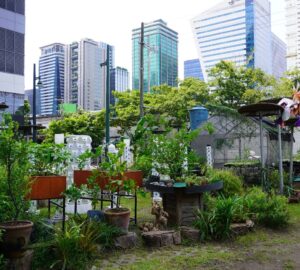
[25,0,285,90]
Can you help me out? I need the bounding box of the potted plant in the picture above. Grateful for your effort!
[0,114,33,258]
[28,143,71,200]
[99,142,136,234]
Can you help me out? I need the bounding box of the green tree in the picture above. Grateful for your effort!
[42,110,105,148]
[209,61,273,108]
[112,78,210,134]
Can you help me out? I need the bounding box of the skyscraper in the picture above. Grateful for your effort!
[132,19,178,92]
[286,0,300,70]
[0,0,25,113]
[272,33,287,79]
[64,39,114,111]
[184,59,204,80]
[191,0,273,81]
[39,43,65,115]
[110,67,129,104]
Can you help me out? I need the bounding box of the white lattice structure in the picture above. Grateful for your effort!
[65,135,93,213]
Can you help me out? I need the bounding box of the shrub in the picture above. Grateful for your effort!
[51,219,100,270]
[194,196,244,240]
[31,218,122,270]
[267,169,289,193]
[244,187,289,228]
[208,169,243,197]
[93,222,122,249]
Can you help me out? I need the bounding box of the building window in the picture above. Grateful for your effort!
[0,0,24,15]
[0,27,24,75]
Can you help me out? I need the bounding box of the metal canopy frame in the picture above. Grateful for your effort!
[238,103,284,193]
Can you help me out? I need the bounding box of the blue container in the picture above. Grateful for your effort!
[189,106,208,130]
[87,210,105,222]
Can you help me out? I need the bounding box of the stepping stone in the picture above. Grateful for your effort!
[180,226,200,242]
[114,232,138,249]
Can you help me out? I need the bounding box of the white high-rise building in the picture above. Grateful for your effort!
[286,0,300,70]
[39,43,65,115]
[191,0,273,81]
[0,0,25,113]
[110,67,129,104]
[272,33,287,79]
[64,39,114,111]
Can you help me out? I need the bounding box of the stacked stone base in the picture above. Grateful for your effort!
[142,230,181,247]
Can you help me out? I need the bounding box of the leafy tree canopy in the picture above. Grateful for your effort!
[209,61,274,108]
[42,110,105,148]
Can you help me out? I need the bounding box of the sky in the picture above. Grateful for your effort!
[24,0,286,90]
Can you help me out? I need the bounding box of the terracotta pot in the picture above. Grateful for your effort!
[29,175,66,200]
[104,208,130,234]
[0,220,33,258]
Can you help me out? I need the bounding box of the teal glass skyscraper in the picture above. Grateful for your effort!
[132,19,178,92]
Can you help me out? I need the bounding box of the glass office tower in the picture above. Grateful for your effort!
[184,59,204,80]
[132,19,178,92]
[191,0,273,81]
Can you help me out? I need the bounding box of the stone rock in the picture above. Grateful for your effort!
[230,220,254,235]
[114,232,138,249]
[172,231,181,245]
[142,230,180,247]
[180,226,200,242]
[161,232,173,246]
[6,250,33,270]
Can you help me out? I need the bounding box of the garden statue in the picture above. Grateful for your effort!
[139,202,169,232]
[151,201,169,229]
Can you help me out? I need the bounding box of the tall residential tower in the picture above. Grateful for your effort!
[132,19,178,92]
[64,39,114,111]
[0,0,25,113]
[39,43,65,115]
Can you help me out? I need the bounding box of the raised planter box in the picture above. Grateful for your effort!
[29,176,66,200]
[73,169,143,188]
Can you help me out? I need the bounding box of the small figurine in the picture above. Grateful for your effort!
[151,201,169,229]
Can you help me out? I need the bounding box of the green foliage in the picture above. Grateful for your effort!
[267,169,289,192]
[31,218,121,270]
[134,124,211,180]
[83,172,101,210]
[207,169,243,197]
[0,114,31,221]
[29,216,55,244]
[177,174,208,186]
[243,187,289,228]
[93,221,122,249]
[63,184,83,202]
[42,110,105,148]
[76,146,102,170]
[209,60,272,108]
[113,77,210,135]
[194,196,243,241]
[29,143,71,176]
[50,219,100,270]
